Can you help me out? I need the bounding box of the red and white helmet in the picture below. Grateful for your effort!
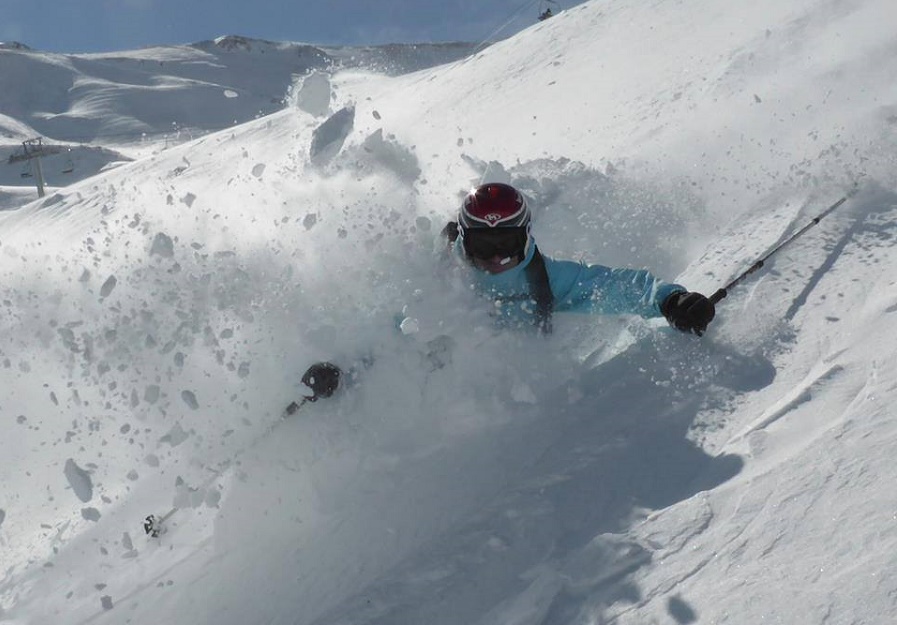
[459,183,531,230]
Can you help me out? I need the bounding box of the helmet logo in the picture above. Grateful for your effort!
[484,213,503,224]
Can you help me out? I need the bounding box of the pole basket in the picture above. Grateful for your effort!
[144,514,165,537]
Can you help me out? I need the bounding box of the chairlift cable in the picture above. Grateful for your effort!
[470,0,542,56]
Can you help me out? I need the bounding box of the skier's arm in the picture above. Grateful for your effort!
[547,258,715,334]
[547,258,685,318]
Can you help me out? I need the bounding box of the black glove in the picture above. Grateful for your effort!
[661,291,715,336]
[301,362,341,401]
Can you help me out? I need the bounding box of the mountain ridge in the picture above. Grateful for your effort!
[0,35,480,194]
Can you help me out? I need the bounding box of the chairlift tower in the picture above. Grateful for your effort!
[7,138,60,198]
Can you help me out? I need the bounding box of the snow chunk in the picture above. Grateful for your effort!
[181,390,199,410]
[81,507,101,522]
[150,232,175,258]
[399,317,420,335]
[99,275,117,298]
[173,476,221,510]
[144,385,160,403]
[64,459,93,503]
[359,128,421,183]
[0,508,5,528]
[100,595,113,610]
[223,89,238,98]
[511,383,538,404]
[310,105,354,163]
[295,71,331,117]
[160,423,190,447]
[251,163,266,178]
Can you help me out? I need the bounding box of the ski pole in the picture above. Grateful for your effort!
[143,398,307,538]
[143,363,342,537]
[709,190,856,305]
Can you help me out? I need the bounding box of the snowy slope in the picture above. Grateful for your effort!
[2,1,897,624]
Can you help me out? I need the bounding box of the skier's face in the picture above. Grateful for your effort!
[471,254,521,274]
[463,227,526,274]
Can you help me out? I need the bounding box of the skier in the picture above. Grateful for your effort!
[299,182,715,401]
[443,182,714,335]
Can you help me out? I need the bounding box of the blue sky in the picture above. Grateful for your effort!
[0,0,571,53]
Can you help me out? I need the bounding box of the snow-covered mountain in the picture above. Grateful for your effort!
[0,35,478,193]
[2,1,897,624]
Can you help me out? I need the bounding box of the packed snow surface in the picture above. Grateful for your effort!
[2,1,897,624]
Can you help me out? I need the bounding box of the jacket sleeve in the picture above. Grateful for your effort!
[545,257,684,318]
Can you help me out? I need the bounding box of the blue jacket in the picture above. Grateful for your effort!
[453,239,684,328]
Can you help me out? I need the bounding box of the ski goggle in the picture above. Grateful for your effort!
[462,227,528,260]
